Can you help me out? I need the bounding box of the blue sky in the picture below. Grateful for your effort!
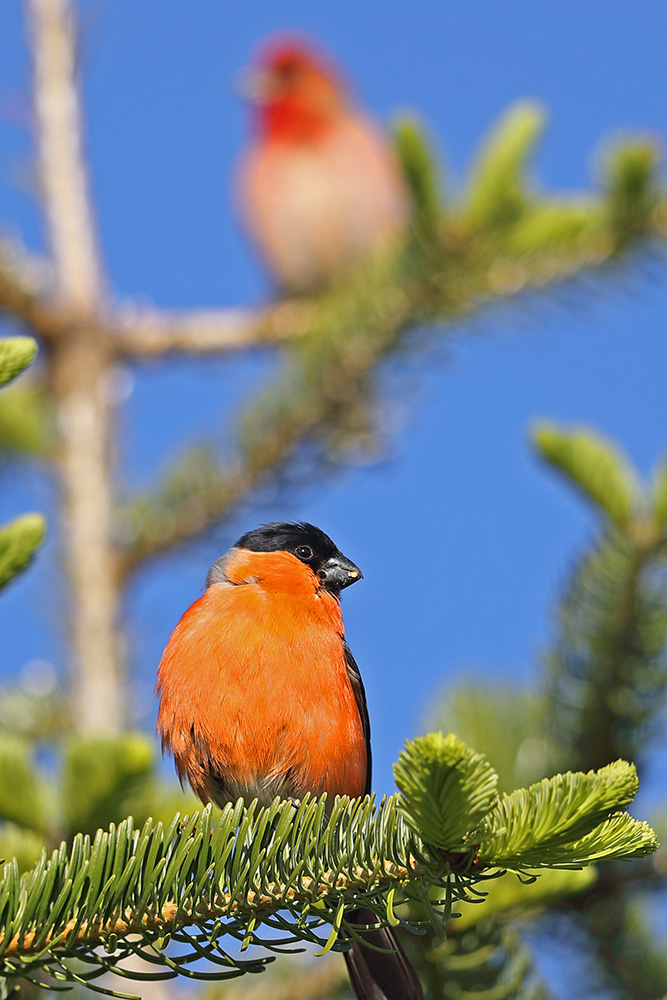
[0,1,665,806]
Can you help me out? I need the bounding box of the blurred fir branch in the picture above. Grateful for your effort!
[113,110,666,574]
[0,337,45,591]
[0,694,198,874]
[0,734,655,995]
[0,735,49,838]
[205,954,349,1000]
[62,735,156,838]
[0,514,45,593]
[0,679,66,744]
[0,382,53,459]
[544,531,667,773]
[425,684,553,794]
[559,884,667,1000]
[0,337,37,388]
[653,453,667,527]
[404,920,550,1000]
[532,423,667,772]
[452,867,596,933]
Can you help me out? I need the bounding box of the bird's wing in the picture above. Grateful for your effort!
[343,639,372,795]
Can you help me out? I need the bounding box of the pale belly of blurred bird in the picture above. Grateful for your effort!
[239,117,408,293]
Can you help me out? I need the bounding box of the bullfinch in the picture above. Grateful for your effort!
[156,522,422,1000]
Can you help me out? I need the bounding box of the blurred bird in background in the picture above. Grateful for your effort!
[237,38,410,293]
[156,522,423,1000]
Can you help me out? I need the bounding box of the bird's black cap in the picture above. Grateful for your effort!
[234,522,362,593]
[235,521,336,556]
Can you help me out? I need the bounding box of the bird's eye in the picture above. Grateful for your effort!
[295,545,313,560]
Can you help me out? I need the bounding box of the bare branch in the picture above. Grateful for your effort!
[0,239,312,353]
[0,237,65,340]
[113,299,314,357]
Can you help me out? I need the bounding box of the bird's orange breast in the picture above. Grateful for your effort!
[156,553,368,808]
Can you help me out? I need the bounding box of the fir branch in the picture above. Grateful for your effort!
[0,736,655,995]
[0,796,423,987]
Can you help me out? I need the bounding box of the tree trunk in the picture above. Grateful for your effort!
[29,0,123,732]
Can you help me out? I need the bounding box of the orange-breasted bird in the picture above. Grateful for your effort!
[156,522,422,1000]
[237,38,410,293]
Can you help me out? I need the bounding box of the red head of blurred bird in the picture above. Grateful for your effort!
[156,522,422,1000]
[236,38,410,293]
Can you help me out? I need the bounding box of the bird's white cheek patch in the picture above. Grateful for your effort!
[206,547,259,587]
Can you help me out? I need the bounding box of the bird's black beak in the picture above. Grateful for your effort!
[319,553,363,593]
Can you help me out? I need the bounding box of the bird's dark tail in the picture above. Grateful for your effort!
[343,908,423,1000]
